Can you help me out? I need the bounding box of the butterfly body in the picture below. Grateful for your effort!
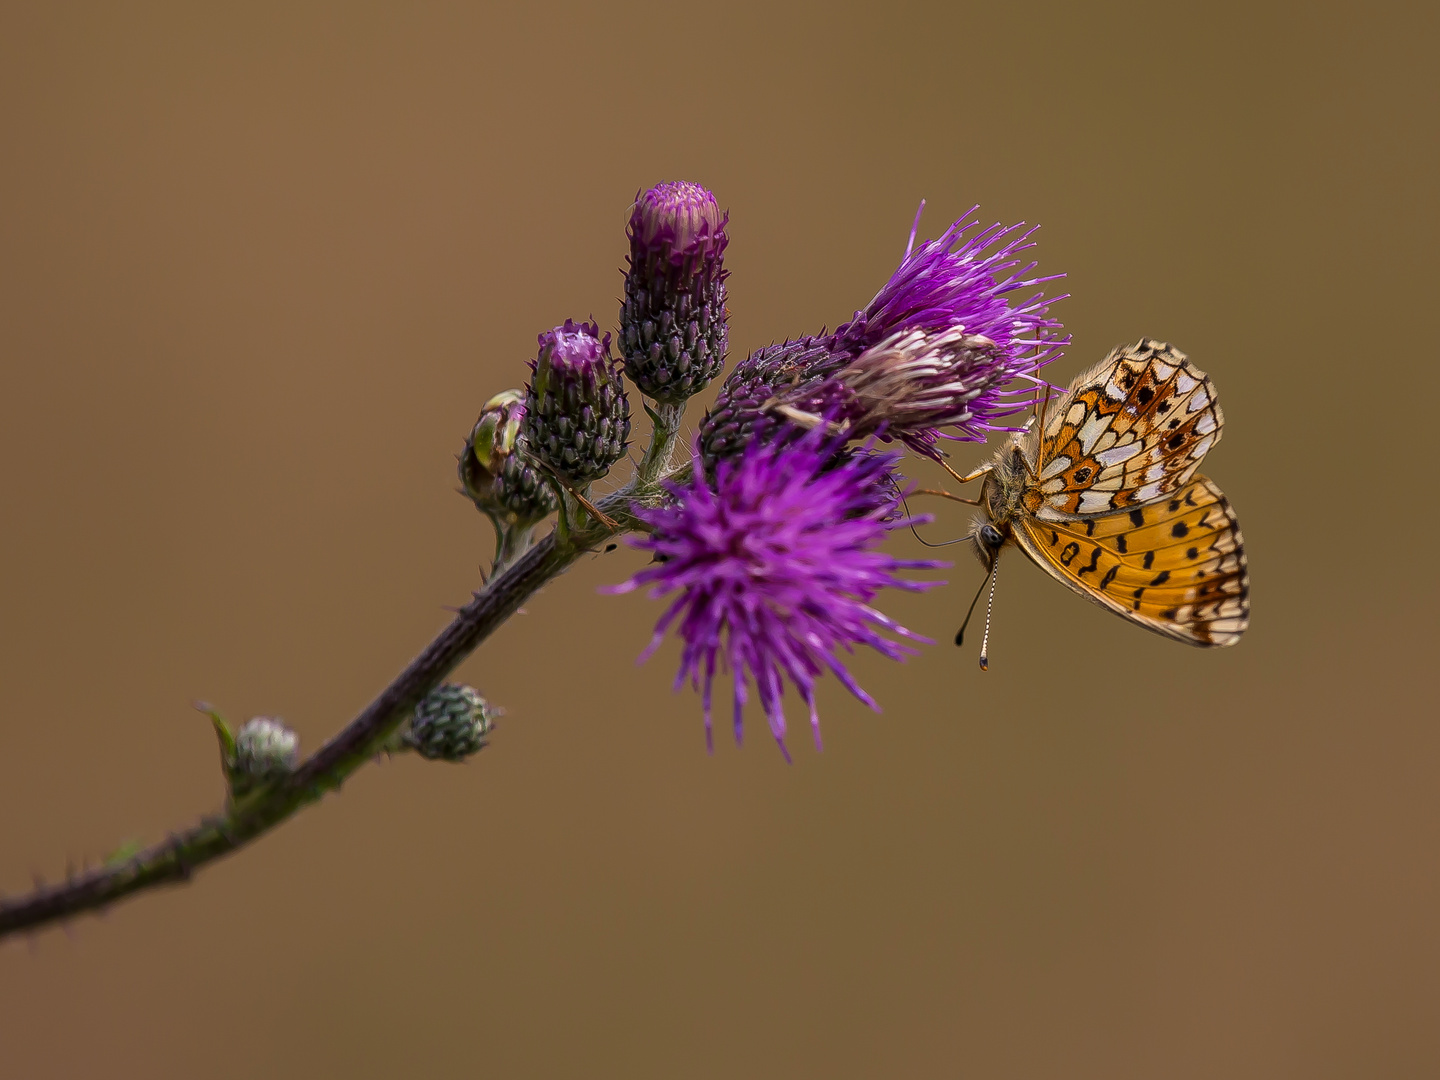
[967,339,1249,649]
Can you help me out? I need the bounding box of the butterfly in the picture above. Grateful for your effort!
[948,339,1249,667]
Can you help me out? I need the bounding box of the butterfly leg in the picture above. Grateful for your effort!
[911,488,981,506]
[940,460,993,486]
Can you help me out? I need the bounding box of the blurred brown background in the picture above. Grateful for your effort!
[1,2,1436,1076]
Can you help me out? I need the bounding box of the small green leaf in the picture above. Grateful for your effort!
[195,700,236,763]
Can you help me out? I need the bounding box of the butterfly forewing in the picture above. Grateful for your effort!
[1025,339,1224,521]
[1011,476,1249,646]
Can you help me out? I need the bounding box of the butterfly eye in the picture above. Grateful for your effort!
[979,524,1004,549]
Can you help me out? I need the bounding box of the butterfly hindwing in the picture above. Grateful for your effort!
[1011,476,1249,647]
[1024,339,1224,521]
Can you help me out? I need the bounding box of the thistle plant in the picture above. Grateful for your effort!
[0,184,1064,938]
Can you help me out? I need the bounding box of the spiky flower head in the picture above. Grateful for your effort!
[699,204,1066,468]
[767,326,1029,458]
[608,431,945,760]
[407,683,496,762]
[230,716,299,797]
[459,389,557,526]
[523,319,632,485]
[831,203,1066,368]
[620,181,730,403]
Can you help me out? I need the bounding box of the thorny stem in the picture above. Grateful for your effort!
[637,401,685,485]
[0,438,690,940]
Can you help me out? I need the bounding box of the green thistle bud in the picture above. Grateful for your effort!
[459,389,558,526]
[407,684,496,762]
[230,716,299,797]
[470,389,524,471]
[522,320,631,485]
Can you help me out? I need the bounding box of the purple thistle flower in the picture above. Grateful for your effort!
[698,203,1067,467]
[630,180,728,263]
[771,325,1043,458]
[620,181,730,403]
[831,202,1067,367]
[607,431,946,760]
[522,319,632,484]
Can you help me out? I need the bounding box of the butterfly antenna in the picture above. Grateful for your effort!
[978,558,1000,671]
[901,494,980,548]
[954,558,993,647]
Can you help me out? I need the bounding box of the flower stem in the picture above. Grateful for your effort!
[637,401,686,485]
[0,477,669,939]
[492,521,536,576]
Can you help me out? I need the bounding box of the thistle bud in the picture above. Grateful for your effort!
[522,319,631,485]
[459,390,558,525]
[229,716,299,797]
[620,181,729,403]
[407,683,496,762]
[698,337,832,469]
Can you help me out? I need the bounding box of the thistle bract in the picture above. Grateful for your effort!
[609,432,945,760]
[459,389,557,525]
[523,320,631,485]
[620,181,730,403]
[697,337,833,468]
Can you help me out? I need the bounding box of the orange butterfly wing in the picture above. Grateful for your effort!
[1011,476,1249,646]
[1023,339,1223,522]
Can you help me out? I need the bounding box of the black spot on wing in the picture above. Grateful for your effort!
[1171,522,1189,538]
[1129,509,1145,528]
[1100,565,1118,590]
[1143,550,1155,570]
[1115,533,1128,554]
[1059,541,1080,566]
[1077,547,1102,577]
[1084,519,1096,536]
[1150,570,1171,586]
